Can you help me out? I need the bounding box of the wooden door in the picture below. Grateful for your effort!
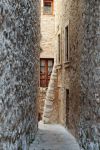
[40,59,54,87]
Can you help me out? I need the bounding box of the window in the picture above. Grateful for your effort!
[43,0,53,15]
[40,59,54,87]
[65,26,69,61]
[58,34,61,64]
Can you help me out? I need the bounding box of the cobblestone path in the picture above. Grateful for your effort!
[29,121,80,150]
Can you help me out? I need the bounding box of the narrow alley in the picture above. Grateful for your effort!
[0,0,100,149]
[29,122,80,150]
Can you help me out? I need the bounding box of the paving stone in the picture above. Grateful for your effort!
[29,121,80,150]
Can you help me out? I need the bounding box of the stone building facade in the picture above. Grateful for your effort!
[0,0,40,149]
[40,0,55,59]
[38,0,55,119]
[43,0,100,149]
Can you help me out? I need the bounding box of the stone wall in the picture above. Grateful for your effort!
[38,88,47,120]
[40,0,55,58]
[42,0,100,148]
[68,0,100,149]
[43,65,58,123]
[39,0,55,122]
[55,0,100,149]
[79,0,100,149]
[0,0,40,149]
[55,0,72,127]
[68,0,83,136]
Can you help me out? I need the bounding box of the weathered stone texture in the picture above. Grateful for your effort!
[0,0,40,149]
[40,0,55,58]
[55,0,71,127]
[41,0,100,148]
[68,0,83,136]
[43,65,59,123]
[55,0,100,149]
[38,87,47,120]
[39,0,55,122]
[79,0,100,149]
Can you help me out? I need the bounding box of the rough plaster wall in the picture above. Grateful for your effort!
[0,0,40,149]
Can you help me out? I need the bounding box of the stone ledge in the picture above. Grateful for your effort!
[63,61,70,69]
[56,64,62,70]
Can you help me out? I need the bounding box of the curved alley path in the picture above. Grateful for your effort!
[29,121,80,150]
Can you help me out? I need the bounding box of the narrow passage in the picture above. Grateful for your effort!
[29,121,80,150]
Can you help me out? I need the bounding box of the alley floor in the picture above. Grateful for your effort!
[29,121,80,150]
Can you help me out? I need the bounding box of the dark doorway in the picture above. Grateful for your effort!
[66,89,69,125]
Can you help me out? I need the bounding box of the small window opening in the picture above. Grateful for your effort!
[65,26,69,61]
[58,34,61,64]
[43,0,53,15]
